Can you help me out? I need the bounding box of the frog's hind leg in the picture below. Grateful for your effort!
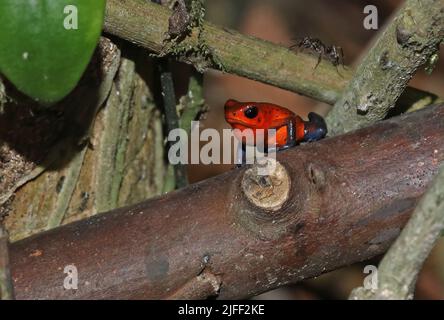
[303,112,328,142]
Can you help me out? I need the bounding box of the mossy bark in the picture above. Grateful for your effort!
[104,0,439,110]
[0,225,13,299]
[0,38,169,242]
[326,0,444,135]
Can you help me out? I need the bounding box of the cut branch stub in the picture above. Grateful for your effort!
[233,154,328,241]
[241,159,291,212]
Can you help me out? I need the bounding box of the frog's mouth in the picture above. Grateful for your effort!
[225,117,259,129]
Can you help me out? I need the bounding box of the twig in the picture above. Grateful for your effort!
[350,164,444,300]
[161,73,205,194]
[103,0,438,108]
[326,0,444,135]
[0,224,14,300]
[178,73,205,134]
[158,60,189,188]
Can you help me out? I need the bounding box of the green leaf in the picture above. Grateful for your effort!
[0,0,106,104]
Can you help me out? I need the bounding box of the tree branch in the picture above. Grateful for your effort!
[9,103,444,299]
[103,0,439,108]
[350,163,444,300]
[326,0,444,135]
[158,60,189,188]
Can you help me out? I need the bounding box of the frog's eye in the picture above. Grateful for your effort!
[244,106,258,119]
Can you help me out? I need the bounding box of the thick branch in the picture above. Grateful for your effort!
[9,104,444,299]
[350,164,444,300]
[326,0,444,135]
[103,0,438,108]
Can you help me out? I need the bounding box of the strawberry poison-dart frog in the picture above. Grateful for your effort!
[224,99,327,163]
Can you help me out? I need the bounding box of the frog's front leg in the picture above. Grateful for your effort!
[236,143,247,167]
[237,143,268,167]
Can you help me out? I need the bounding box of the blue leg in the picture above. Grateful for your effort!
[236,143,246,167]
[303,112,328,142]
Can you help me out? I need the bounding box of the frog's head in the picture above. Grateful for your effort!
[224,99,262,129]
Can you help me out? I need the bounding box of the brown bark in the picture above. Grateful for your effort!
[9,103,444,299]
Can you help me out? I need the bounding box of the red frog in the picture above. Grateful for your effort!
[224,99,327,151]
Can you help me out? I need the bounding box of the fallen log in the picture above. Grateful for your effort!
[9,104,444,299]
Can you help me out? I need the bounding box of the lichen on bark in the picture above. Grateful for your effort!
[1,38,169,241]
[326,0,444,135]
